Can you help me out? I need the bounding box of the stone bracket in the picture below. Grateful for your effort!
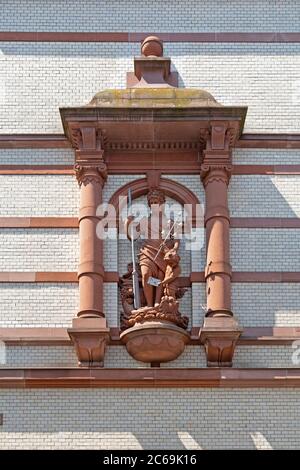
[200,316,243,367]
[68,318,109,367]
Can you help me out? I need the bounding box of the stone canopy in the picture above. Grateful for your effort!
[60,36,247,149]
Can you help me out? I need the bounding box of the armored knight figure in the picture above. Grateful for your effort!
[125,189,178,305]
[122,188,188,330]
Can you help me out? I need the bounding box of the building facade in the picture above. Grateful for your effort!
[0,0,300,449]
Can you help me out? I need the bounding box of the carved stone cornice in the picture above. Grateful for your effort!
[107,140,203,151]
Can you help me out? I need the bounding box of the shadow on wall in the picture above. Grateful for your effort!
[230,174,300,327]
[1,389,299,449]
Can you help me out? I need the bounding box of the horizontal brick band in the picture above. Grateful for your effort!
[232,272,300,282]
[0,272,118,282]
[0,134,70,148]
[236,133,300,149]
[0,272,300,283]
[0,217,78,228]
[0,217,300,229]
[1,327,299,346]
[0,367,299,388]
[230,218,300,228]
[1,32,300,43]
[233,165,300,175]
[0,166,73,174]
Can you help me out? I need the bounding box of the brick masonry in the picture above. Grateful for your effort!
[0,388,299,449]
[230,175,300,218]
[1,148,299,166]
[0,283,78,327]
[232,149,300,165]
[0,282,119,328]
[2,344,299,369]
[1,282,299,328]
[233,283,300,327]
[231,228,300,271]
[1,42,300,133]
[1,0,299,32]
[1,173,300,219]
[0,149,74,165]
[0,175,79,216]
[0,228,79,271]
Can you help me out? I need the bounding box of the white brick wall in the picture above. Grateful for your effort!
[1,42,300,133]
[233,149,300,165]
[0,283,77,327]
[164,175,204,204]
[2,148,299,170]
[3,344,298,369]
[0,228,79,271]
[167,345,300,369]
[103,174,141,203]
[230,175,300,218]
[233,283,300,327]
[0,388,299,449]
[2,281,299,329]
[192,283,206,327]
[1,0,299,32]
[0,175,79,216]
[0,149,74,165]
[103,229,118,272]
[0,282,120,329]
[231,229,300,271]
[170,43,300,134]
[4,172,300,221]
[2,345,146,368]
[103,283,118,327]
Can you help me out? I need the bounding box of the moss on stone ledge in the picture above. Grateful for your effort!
[88,88,222,108]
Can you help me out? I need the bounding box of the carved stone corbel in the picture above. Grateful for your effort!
[200,316,242,367]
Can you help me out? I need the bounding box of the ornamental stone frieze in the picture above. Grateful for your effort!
[60,36,247,367]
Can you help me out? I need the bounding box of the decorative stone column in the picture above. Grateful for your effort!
[200,122,242,367]
[68,127,109,367]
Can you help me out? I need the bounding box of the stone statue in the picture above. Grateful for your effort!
[121,188,188,330]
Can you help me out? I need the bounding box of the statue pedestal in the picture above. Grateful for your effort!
[120,321,189,364]
[68,317,110,367]
[200,316,242,367]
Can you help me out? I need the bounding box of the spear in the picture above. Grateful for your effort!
[128,189,141,309]
[153,212,182,262]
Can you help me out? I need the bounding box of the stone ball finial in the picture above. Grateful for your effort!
[141,36,163,57]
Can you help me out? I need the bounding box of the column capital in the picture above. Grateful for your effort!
[74,159,107,186]
[200,162,233,187]
[199,120,238,186]
[68,125,108,186]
